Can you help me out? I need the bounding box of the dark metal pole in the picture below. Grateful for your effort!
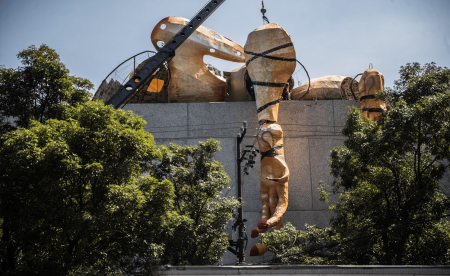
[236,122,247,264]
[227,122,248,264]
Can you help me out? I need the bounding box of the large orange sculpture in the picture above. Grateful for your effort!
[151,16,245,102]
[92,11,390,261]
[359,69,387,122]
[244,23,296,256]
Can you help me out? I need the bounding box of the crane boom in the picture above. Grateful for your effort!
[105,0,226,108]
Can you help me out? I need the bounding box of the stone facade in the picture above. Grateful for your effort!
[124,100,358,264]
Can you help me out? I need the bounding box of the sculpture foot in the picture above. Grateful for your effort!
[250,243,268,256]
[251,227,268,238]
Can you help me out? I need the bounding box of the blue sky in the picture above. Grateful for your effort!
[1,0,449,93]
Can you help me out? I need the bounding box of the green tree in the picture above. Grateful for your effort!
[150,140,239,265]
[0,44,238,274]
[0,44,92,135]
[0,101,178,275]
[261,62,450,265]
[0,106,237,273]
[261,222,339,264]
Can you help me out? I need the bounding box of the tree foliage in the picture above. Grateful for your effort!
[0,101,165,274]
[0,44,92,135]
[262,62,450,265]
[261,222,339,264]
[0,100,237,274]
[0,45,238,274]
[150,141,239,265]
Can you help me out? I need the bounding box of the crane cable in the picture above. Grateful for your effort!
[261,1,270,24]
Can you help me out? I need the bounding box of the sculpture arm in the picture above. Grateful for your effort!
[265,157,289,182]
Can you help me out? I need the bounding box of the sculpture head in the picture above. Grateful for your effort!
[244,23,296,124]
[151,16,244,62]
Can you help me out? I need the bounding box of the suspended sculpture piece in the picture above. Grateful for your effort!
[244,23,295,256]
[359,69,387,122]
[245,23,296,124]
[151,16,245,102]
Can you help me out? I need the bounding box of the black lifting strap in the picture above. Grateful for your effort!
[245,43,296,67]
[253,81,286,88]
[257,98,281,113]
[360,95,376,100]
[254,81,285,113]
[361,95,384,113]
[261,144,283,161]
[246,43,295,114]
[362,108,385,113]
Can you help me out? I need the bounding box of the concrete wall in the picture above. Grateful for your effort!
[155,265,450,276]
[124,100,358,264]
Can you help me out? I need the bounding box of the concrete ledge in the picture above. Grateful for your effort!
[156,265,450,276]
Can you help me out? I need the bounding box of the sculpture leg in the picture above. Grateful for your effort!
[267,181,279,225]
[274,217,283,230]
[252,177,272,238]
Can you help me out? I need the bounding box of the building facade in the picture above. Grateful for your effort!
[124,100,357,264]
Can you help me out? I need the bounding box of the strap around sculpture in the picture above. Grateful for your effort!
[245,43,295,114]
[245,43,296,66]
[362,108,385,113]
[360,95,376,100]
[257,98,282,114]
[260,144,283,161]
[360,95,385,113]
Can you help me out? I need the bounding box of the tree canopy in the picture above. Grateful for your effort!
[0,100,237,274]
[0,44,92,135]
[151,141,238,265]
[0,101,162,274]
[0,45,238,274]
[261,62,450,265]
